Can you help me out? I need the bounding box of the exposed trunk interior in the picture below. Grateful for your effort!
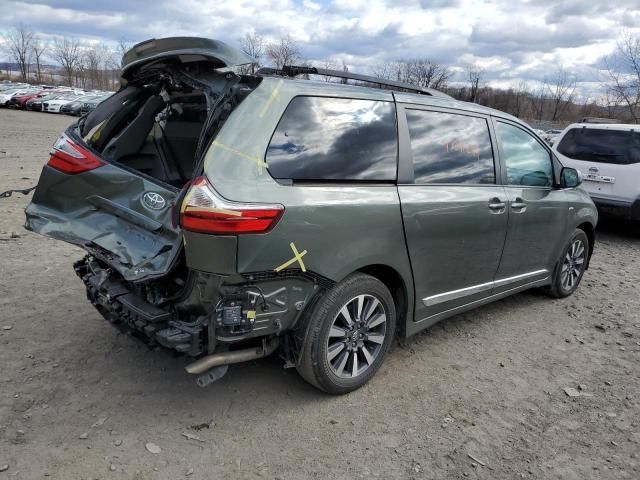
[78,69,261,190]
[26,40,261,284]
[81,86,209,189]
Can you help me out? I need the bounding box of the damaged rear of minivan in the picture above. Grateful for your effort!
[26,36,410,395]
[25,37,293,386]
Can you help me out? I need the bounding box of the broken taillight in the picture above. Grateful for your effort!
[47,134,104,174]
[180,176,284,235]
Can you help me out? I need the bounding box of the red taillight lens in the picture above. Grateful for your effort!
[180,176,284,235]
[47,134,104,174]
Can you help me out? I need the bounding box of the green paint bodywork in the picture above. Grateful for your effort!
[24,69,598,344]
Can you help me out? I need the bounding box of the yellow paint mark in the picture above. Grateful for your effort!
[275,242,307,273]
[246,310,256,320]
[210,140,267,174]
[259,79,283,118]
[256,146,265,175]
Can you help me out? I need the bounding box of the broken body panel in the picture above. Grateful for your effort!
[24,39,372,373]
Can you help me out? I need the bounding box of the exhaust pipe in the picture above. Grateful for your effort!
[185,337,280,375]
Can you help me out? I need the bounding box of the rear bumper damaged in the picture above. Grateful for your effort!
[74,256,328,377]
[75,257,206,356]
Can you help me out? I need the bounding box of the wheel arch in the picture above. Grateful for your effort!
[356,264,410,338]
[576,221,595,269]
[290,262,413,364]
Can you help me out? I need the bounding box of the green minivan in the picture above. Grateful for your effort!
[25,37,597,393]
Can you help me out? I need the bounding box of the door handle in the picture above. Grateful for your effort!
[511,197,526,212]
[488,198,506,212]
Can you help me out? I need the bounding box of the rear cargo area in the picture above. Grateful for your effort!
[79,86,208,188]
[25,67,259,282]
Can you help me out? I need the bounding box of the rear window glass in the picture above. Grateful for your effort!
[556,128,640,165]
[266,96,397,181]
[405,109,495,184]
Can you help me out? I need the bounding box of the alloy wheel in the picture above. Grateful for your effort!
[326,294,387,379]
[561,239,585,290]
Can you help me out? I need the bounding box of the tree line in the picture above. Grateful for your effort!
[2,24,639,124]
[1,24,128,90]
[237,32,640,125]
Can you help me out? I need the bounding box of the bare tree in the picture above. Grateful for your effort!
[32,37,48,83]
[531,82,548,121]
[103,39,131,71]
[465,62,485,103]
[51,37,82,86]
[510,80,530,118]
[315,58,338,81]
[266,35,301,70]
[405,59,452,90]
[99,40,131,90]
[340,60,349,84]
[2,24,35,81]
[546,66,576,121]
[116,39,131,64]
[370,59,452,91]
[370,62,396,82]
[82,44,111,89]
[598,90,621,119]
[606,32,640,122]
[239,32,264,74]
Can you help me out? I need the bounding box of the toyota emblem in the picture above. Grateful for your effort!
[142,191,166,211]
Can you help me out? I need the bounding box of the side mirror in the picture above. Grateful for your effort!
[560,167,582,188]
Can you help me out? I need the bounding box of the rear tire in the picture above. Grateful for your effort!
[296,273,396,394]
[546,229,589,298]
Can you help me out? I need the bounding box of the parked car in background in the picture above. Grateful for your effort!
[79,94,110,115]
[0,82,28,92]
[26,94,55,111]
[0,87,39,107]
[60,94,102,115]
[9,90,48,109]
[24,37,598,394]
[0,83,107,112]
[26,91,69,111]
[544,129,563,145]
[553,123,640,222]
[42,94,84,113]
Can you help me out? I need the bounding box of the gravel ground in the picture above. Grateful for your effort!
[1,109,639,480]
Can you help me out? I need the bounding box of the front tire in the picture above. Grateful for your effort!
[546,229,589,298]
[296,273,396,394]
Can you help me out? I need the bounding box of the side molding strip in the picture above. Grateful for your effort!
[422,269,549,307]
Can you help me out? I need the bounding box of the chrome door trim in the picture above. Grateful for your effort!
[422,281,494,307]
[422,269,549,307]
[492,269,549,288]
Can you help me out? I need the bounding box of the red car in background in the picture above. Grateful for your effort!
[10,90,49,108]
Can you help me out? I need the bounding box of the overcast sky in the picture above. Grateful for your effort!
[1,0,639,99]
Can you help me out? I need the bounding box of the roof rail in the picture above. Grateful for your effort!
[579,117,620,124]
[256,65,452,98]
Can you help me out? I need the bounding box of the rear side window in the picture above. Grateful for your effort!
[556,128,640,165]
[405,110,495,184]
[266,96,397,181]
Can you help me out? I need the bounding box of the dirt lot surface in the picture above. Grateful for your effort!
[1,109,639,480]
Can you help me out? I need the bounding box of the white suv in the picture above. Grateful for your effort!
[553,123,640,221]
